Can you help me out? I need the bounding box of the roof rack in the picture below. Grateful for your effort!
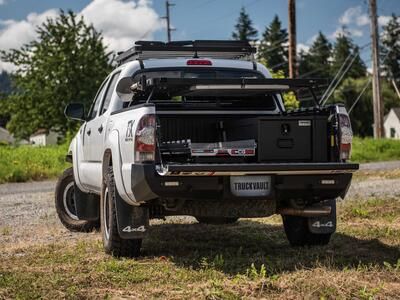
[128,77,328,107]
[116,40,257,65]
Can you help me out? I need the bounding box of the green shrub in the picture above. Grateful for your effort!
[351,137,400,163]
[0,145,69,183]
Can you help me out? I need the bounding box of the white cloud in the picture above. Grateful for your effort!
[329,6,372,41]
[0,9,58,72]
[0,0,6,5]
[339,6,369,27]
[378,15,392,26]
[80,0,163,52]
[0,0,162,72]
[329,27,364,39]
[297,43,310,54]
[356,14,370,26]
[306,34,318,45]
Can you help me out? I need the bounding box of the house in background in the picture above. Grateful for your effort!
[29,129,59,146]
[384,108,400,139]
[0,127,15,144]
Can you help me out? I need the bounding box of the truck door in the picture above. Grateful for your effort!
[89,72,121,162]
[79,77,109,190]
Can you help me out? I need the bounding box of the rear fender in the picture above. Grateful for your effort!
[104,129,137,205]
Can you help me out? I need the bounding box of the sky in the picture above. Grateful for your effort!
[0,0,399,72]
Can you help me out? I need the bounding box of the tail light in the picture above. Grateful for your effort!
[338,109,353,161]
[135,114,156,163]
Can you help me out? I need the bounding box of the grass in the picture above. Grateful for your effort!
[0,145,69,184]
[351,137,400,163]
[0,197,399,299]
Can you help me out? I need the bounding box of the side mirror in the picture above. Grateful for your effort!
[65,103,85,121]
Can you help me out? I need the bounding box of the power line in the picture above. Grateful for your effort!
[348,78,372,114]
[320,42,371,105]
[347,46,393,115]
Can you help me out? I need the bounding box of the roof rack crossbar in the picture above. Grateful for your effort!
[116,40,257,65]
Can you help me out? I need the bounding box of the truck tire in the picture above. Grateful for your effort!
[195,217,239,225]
[55,167,99,232]
[101,166,142,257]
[282,215,332,246]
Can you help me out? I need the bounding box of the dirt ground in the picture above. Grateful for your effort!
[0,164,399,299]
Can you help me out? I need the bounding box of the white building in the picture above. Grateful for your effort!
[0,127,14,144]
[29,129,59,146]
[384,108,400,139]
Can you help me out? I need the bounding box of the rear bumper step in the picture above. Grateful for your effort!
[156,162,359,176]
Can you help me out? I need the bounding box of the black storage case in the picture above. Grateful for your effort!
[225,116,328,162]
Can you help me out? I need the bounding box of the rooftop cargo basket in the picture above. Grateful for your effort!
[116,40,257,65]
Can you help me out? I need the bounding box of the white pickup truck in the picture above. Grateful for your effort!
[55,40,359,257]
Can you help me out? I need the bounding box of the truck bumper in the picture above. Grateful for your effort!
[131,162,359,203]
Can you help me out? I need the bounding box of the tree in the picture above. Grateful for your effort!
[381,14,400,83]
[232,7,258,41]
[334,77,398,137]
[298,32,332,78]
[258,15,288,75]
[0,71,12,128]
[271,70,299,110]
[0,11,112,139]
[0,71,12,95]
[331,31,366,80]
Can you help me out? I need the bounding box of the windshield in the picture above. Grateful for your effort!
[129,68,278,111]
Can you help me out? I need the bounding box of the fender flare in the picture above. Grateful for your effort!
[70,137,90,194]
[103,129,137,205]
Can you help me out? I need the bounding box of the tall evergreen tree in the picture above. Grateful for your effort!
[331,31,366,80]
[232,7,258,41]
[0,71,12,95]
[0,71,12,128]
[381,14,400,83]
[0,11,112,139]
[258,15,288,75]
[299,32,332,78]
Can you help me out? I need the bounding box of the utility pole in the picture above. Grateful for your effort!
[369,0,384,138]
[288,0,297,78]
[163,0,175,42]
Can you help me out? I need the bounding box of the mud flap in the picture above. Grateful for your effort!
[308,199,336,234]
[114,194,149,239]
[74,184,99,221]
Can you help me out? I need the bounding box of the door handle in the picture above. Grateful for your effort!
[98,124,103,133]
[87,129,91,136]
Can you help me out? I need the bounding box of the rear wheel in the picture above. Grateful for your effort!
[101,166,142,257]
[196,217,239,225]
[55,167,99,232]
[282,215,332,246]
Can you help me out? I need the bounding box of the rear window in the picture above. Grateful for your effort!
[129,68,277,110]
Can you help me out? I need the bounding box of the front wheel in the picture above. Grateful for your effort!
[101,166,142,257]
[282,215,332,246]
[55,167,99,232]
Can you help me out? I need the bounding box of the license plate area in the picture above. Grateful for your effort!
[230,176,271,197]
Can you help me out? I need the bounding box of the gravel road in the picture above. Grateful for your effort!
[1,161,399,251]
